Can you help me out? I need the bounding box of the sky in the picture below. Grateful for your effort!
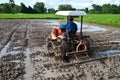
[0,0,119,9]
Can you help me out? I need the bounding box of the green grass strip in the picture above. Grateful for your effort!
[0,13,119,27]
[0,13,64,19]
[84,14,120,27]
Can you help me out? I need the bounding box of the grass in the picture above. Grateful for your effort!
[0,13,119,27]
[84,14,120,27]
[0,13,64,19]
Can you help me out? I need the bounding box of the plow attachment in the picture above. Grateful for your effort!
[60,56,107,67]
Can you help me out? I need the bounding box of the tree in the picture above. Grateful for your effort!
[9,0,15,14]
[44,7,47,13]
[102,4,119,14]
[48,8,55,14]
[110,4,119,14]
[92,4,102,14]
[85,7,89,13]
[58,4,76,10]
[33,2,46,13]
[20,2,28,13]
[119,5,120,13]
[3,3,11,13]
[13,5,21,13]
[0,4,4,13]
[27,6,35,13]
[102,4,111,14]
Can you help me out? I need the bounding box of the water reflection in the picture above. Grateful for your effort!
[46,19,120,32]
[0,41,10,56]
[97,50,120,57]
[77,23,106,32]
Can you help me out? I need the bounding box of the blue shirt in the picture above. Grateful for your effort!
[60,21,77,32]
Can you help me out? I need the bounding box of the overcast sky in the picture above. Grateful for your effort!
[0,0,119,9]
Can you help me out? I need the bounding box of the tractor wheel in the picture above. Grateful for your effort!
[87,37,94,53]
[82,38,93,57]
[60,40,69,61]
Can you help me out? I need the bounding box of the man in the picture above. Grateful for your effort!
[60,17,78,37]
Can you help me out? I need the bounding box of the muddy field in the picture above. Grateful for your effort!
[0,19,120,80]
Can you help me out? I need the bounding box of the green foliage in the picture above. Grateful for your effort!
[0,2,120,14]
[102,4,111,14]
[92,4,102,14]
[13,5,21,13]
[27,6,35,13]
[85,8,89,13]
[3,3,11,13]
[110,4,119,14]
[0,4,4,13]
[33,2,46,13]
[48,8,55,14]
[102,4,119,14]
[9,0,15,14]
[20,2,28,13]
[90,4,120,14]
[58,4,76,10]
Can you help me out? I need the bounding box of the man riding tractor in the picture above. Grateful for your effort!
[46,11,93,61]
[60,17,77,38]
[51,17,77,39]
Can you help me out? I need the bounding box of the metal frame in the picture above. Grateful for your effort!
[56,11,86,39]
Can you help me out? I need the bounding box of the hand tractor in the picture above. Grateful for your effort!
[46,11,107,65]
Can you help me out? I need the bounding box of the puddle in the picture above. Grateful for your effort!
[13,46,21,49]
[0,41,22,56]
[77,24,107,32]
[109,40,120,44]
[24,48,34,80]
[0,41,11,56]
[97,50,120,57]
[9,51,21,55]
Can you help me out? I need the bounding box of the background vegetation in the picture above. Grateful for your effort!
[0,14,64,19]
[0,0,119,27]
[0,14,119,27]
[0,0,120,14]
[84,14,120,26]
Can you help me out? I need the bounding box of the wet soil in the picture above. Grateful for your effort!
[0,19,120,80]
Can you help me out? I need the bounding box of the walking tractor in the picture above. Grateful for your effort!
[46,11,107,64]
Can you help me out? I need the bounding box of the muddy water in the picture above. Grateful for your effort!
[46,19,120,32]
[97,50,120,56]
[0,41,10,56]
[24,48,34,80]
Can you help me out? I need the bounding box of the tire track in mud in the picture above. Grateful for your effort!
[0,19,27,80]
[0,20,25,55]
[23,20,34,80]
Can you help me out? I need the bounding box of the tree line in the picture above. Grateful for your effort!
[0,1,120,14]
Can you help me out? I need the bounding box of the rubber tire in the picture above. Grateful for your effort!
[82,38,93,57]
[60,40,69,61]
